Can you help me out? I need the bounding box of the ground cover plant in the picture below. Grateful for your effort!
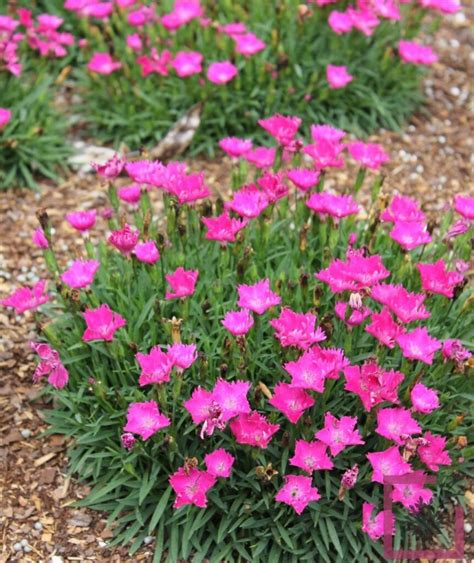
[2,114,473,561]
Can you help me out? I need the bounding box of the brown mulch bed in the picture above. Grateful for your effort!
[1,10,473,562]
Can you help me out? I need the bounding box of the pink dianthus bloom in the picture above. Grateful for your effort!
[207,61,237,84]
[287,168,320,192]
[218,137,252,158]
[61,259,100,289]
[397,327,441,364]
[202,211,247,243]
[91,153,124,179]
[398,40,438,65]
[1,280,49,314]
[82,304,126,342]
[167,343,197,370]
[442,339,472,364]
[335,301,371,327]
[123,400,170,440]
[126,33,142,52]
[30,341,69,389]
[303,139,345,169]
[375,407,421,444]
[258,114,301,146]
[134,240,160,264]
[257,171,289,203]
[418,432,451,472]
[311,123,346,143]
[270,307,326,349]
[417,260,463,298]
[165,267,198,299]
[365,308,406,348]
[347,141,389,170]
[136,346,173,386]
[326,64,353,89]
[204,449,235,478]
[171,50,203,77]
[118,184,141,205]
[315,412,364,455]
[169,466,216,509]
[0,108,12,128]
[362,503,393,540]
[370,283,430,324]
[32,227,49,249]
[306,192,359,219]
[275,475,321,515]
[234,32,265,57]
[367,445,412,484]
[419,0,461,13]
[268,382,315,424]
[290,440,334,473]
[390,221,432,251]
[410,382,440,414]
[229,411,279,449]
[225,184,269,218]
[454,195,474,220]
[65,210,96,232]
[328,10,353,34]
[221,309,254,336]
[108,224,140,255]
[137,49,172,77]
[380,195,425,223]
[87,52,122,74]
[244,146,276,169]
[212,379,252,421]
[344,361,404,411]
[237,278,281,314]
[391,471,433,512]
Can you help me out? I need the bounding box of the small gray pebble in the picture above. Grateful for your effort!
[21,429,31,439]
[13,543,22,552]
[24,546,32,553]
[464,523,472,534]
[34,522,43,531]
[20,539,28,547]
[144,536,154,545]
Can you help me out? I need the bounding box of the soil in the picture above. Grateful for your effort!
[0,8,473,562]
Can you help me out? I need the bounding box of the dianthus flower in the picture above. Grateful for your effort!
[268,383,315,424]
[225,184,269,218]
[108,224,140,255]
[347,141,389,170]
[257,172,289,203]
[375,408,421,444]
[30,342,69,389]
[287,168,320,192]
[454,195,474,220]
[398,40,438,65]
[229,411,279,448]
[303,139,345,169]
[362,503,393,540]
[417,260,464,298]
[370,284,430,324]
[1,280,50,314]
[344,361,404,411]
[258,114,302,146]
[326,64,353,89]
[204,449,235,478]
[442,339,472,364]
[165,267,198,299]
[166,171,211,204]
[285,346,348,391]
[410,382,440,414]
[396,327,441,364]
[171,50,203,77]
[275,475,321,515]
[380,195,425,223]
[218,137,253,158]
[418,432,451,472]
[87,52,122,74]
[237,279,281,314]
[390,221,432,251]
[61,259,100,289]
[306,192,359,219]
[310,124,346,143]
[290,440,334,473]
[221,309,254,335]
[206,61,237,84]
[65,210,96,232]
[315,413,365,455]
[234,32,266,57]
[365,308,406,348]
[137,48,171,77]
[91,153,124,179]
[335,301,372,327]
[169,466,216,508]
[82,304,126,342]
[118,184,141,205]
[270,307,326,350]
[123,400,170,440]
[244,146,276,169]
[202,211,247,243]
[328,10,353,34]
[32,227,49,249]
[367,445,412,484]
[167,343,197,370]
[134,240,160,264]
[420,0,461,13]
[136,346,174,386]
[0,108,11,128]
[391,471,433,512]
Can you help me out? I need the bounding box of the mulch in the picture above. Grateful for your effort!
[0,8,473,562]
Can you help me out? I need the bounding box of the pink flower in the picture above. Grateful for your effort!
[397,327,441,364]
[123,400,170,440]
[380,195,425,223]
[311,124,346,143]
[1,280,49,314]
[268,383,315,424]
[445,219,470,239]
[410,383,440,414]
[30,341,69,389]
[348,6,380,36]
[229,411,279,448]
[257,172,289,203]
[204,449,235,478]
[326,64,353,89]
[234,33,265,57]
[303,140,345,169]
[137,49,171,77]
[316,253,390,293]
[184,387,216,425]
[212,379,252,421]
[344,361,404,411]
[136,346,173,386]
[225,184,269,218]
[237,279,281,314]
[398,40,438,65]
[335,301,371,327]
[82,304,126,342]
[420,0,461,13]
[315,413,365,455]
[270,307,326,349]
[275,475,321,515]
[108,224,140,255]
[127,5,156,26]
[418,432,451,472]
[202,211,247,243]
[165,267,198,299]
[341,464,359,489]
[287,168,320,192]
[390,221,432,251]
[391,471,433,512]
[65,210,96,232]
[365,308,406,348]
[219,137,252,158]
[0,108,12,128]
[417,260,464,298]
[244,146,276,169]
[328,10,353,33]
[169,467,216,509]
[168,343,197,370]
[370,284,430,324]
[118,184,141,205]
[442,339,472,364]
[306,192,359,219]
[91,154,124,179]
[285,346,348,391]
[87,52,122,74]
[221,309,254,336]
[32,227,48,249]
[207,61,237,84]
[61,259,100,289]
[454,195,474,220]
[375,407,421,444]
[290,440,334,473]
[347,141,389,170]
[367,445,412,484]
[121,433,136,451]
[126,33,142,52]
[362,503,393,540]
[258,114,301,146]
[134,241,160,264]
[171,51,203,77]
